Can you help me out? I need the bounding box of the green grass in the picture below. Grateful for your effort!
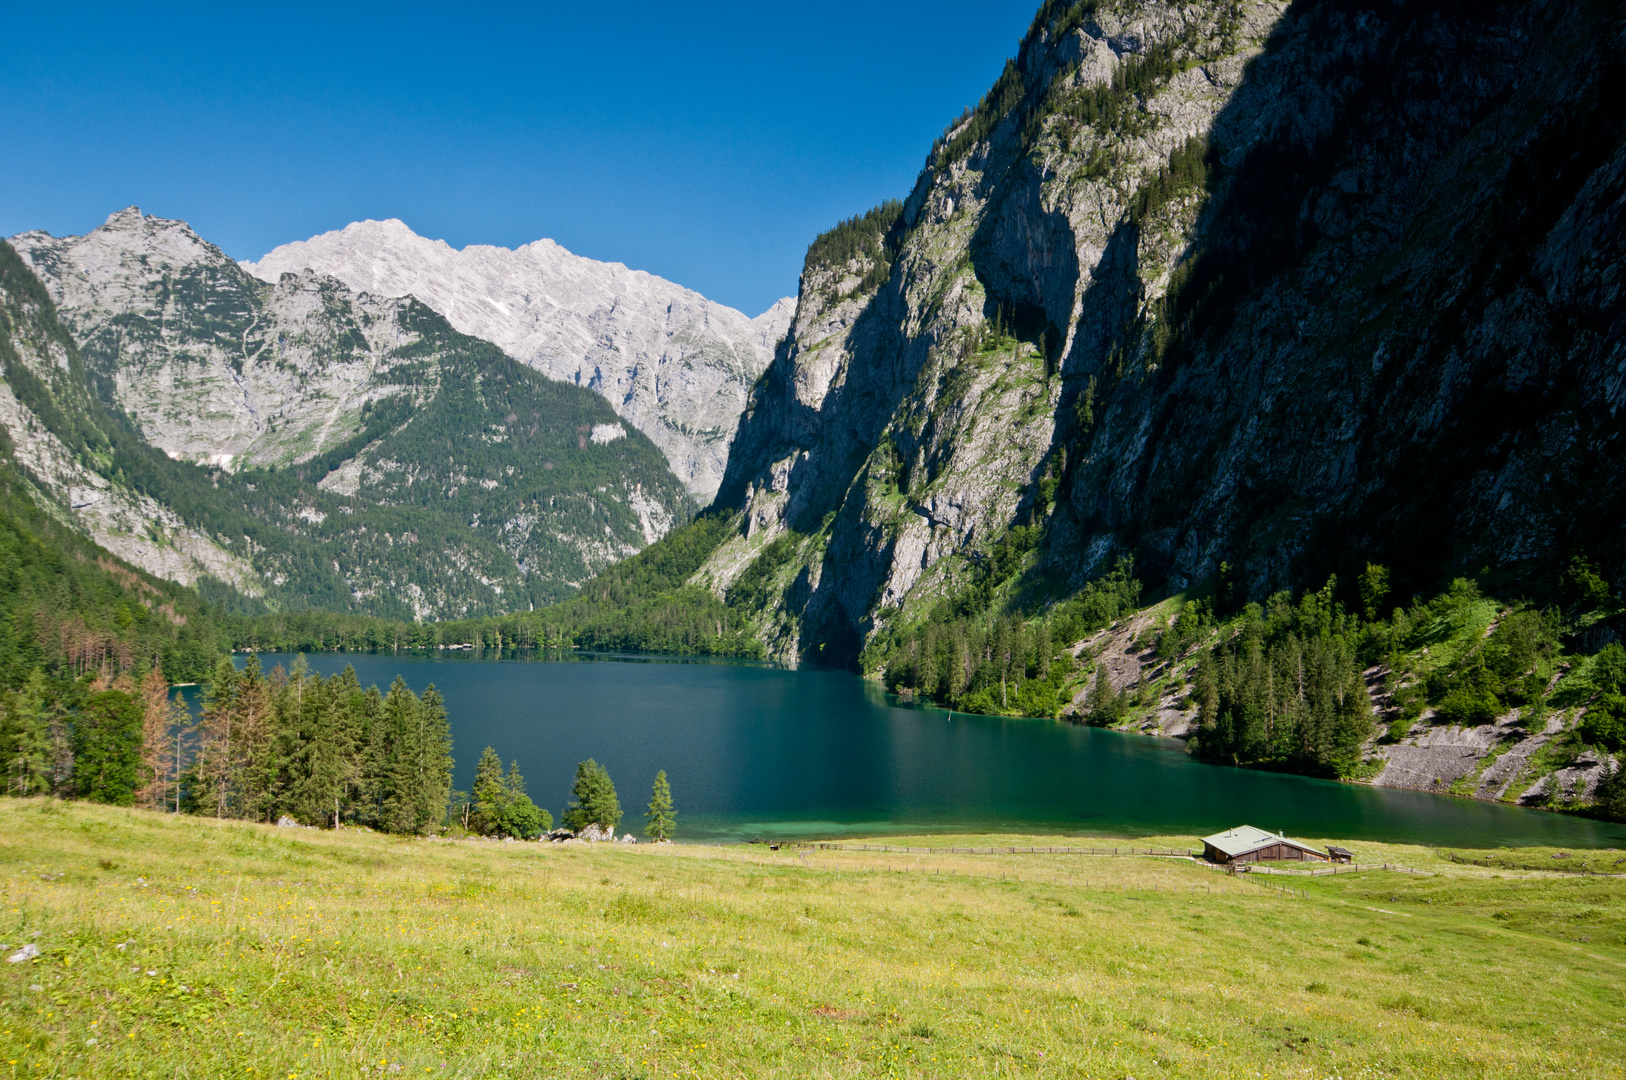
[2,802,1624,1078]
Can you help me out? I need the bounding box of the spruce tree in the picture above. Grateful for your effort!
[232,656,274,821]
[499,760,548,839]
[357,683,387,826]
[378,677,423,834]
[1085,663,1122,726]
[291,675,346,827]
[1597,757,1626,823]
[1,670,52,797]
[194,656,241,818]
[644,770,675,841]
[563,759,622,832]
[135,667,187,812]
[412,686,454,833]
[72,690,143,805]
[326,667,368,823]
[470,746,506,835]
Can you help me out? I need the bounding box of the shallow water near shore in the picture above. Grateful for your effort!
[242,650,1626,847]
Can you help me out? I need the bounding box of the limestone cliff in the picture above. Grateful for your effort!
[244,219,794,499]
[704,0,1626,666]
[4,212,694,619]
[0,242,259,595]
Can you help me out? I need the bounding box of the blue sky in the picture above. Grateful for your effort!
[1,1,1040,315]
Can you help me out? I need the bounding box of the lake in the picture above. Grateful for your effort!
[246,651,1626,848]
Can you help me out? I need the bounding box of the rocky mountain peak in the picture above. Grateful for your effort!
[243,219,796,499]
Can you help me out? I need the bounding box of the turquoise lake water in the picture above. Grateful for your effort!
[246,651,1626,847]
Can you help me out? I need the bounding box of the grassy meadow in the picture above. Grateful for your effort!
[1,800,1623,1078]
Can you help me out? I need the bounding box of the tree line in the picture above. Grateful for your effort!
[1189,580,1375,777]
[460,753,676,843]
[184,656,453,831]
[2,655,455,832]
[225,511,764,660]
[5,646,685,839]
[876,542,1142,718]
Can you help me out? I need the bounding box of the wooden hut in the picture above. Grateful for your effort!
[1326,845,1354,864]
[1200,825,1331,865]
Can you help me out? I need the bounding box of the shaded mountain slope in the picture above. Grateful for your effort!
[700,0,1626,665]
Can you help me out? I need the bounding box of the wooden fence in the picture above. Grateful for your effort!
[801,843,1192,857]
[1242,862,1432,878]
[1449,854,1625,877]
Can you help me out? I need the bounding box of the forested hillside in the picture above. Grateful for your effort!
[0,355,458,825]
[231,510,762,657]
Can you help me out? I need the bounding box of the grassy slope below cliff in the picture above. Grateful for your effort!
[2,800,1623,1079]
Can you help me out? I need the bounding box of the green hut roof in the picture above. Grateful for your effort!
[1200,825,1323,858]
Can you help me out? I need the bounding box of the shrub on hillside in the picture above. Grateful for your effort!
[1436,683,1504,726]
[1579,696,1626,753]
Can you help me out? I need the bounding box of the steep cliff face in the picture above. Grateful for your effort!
[244,219,794,499]
[0,241,258,594]
[707,0,1626,665]
[4,211,694,619]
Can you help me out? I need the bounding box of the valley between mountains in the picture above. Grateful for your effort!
[2,0,1625,815]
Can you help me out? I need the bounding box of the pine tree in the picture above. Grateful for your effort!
[194,656,240,818]
[1359,563,1391,622]
[563,759,622,832]
[1085,663,1123,726]
[46,695,73,798]
[499,760,548,839]
[1597,757,1626,823]
[412,686,454,833]
[357,682,387,826]
[378,677,424,834]
[290,672,346,827]
[232,656,274,821]
[644,770,675,841]
[327,665,368,823]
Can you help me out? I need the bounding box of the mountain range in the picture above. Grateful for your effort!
[244,219,794,500]
[4,0,1624,658]
[2,210,695,619]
